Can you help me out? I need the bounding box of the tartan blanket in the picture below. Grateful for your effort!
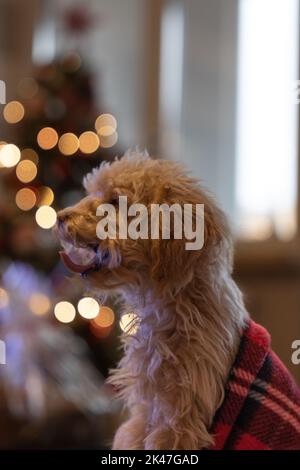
[210,320,300,450]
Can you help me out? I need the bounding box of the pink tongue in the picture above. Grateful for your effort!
[59,251,97,274]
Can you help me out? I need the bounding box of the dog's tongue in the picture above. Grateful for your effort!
[59,242,99,274]
[59,251,98,273]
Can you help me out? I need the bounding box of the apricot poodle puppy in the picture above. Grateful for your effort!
[55,150,300,450]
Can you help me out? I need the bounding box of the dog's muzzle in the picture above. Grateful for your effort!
[58,237,110,278]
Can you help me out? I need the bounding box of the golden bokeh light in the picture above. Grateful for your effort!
[37,186,54,207]
[0,142,6,169]
[3,101,25,124]
[77,297,100,319]
[97,125,115,137]
[90,322,113,339]
[54,301,76,323]
[15,188,36,211]
[18,77,39,99]
[58,133,79,155]
[16,160,37,183]
[79,131,100,154]
[92,306,115,328]
[0,144,21,168]
[29,293,51,316]
[95,113,117,133]
[119,312,139,335]
[100,131,118,148]
[0,288,9,309]
[35,206,57,229]
[21,148,39,165]
[37,127,59,150]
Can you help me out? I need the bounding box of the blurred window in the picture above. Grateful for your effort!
[235,0,299,241]
[159,0,185,160]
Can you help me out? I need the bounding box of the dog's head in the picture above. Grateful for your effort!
[55,151,231,296]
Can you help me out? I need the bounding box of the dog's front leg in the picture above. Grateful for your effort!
[112,405,147,450]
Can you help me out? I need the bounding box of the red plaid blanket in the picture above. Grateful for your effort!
[210,320,300,450]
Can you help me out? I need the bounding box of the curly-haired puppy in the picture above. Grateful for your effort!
[55,151,300,450]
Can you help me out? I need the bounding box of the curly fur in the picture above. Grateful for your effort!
[56,150,248,450]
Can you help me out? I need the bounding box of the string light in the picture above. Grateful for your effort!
[37,127,58,150]
[79,131,100,154]
[58,133,79,155]
[92,306,115,328]
[35,206,57,229]
[3,101,25,124]
[21,148,39,165]
[0,141,7,168]
[0,144,21,167]
[77,297,100,319]
[95,114,117,133]
[16,160,37,183]
[119,312,139,335]
[100,131,118,148]
[90,306,115,338]
[15,188,36,211]
[29,293,51,316]
[98,125,115,137]
[37,186,54,206]
[54,301,76,323]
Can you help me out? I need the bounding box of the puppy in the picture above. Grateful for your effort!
[56,150,300,450]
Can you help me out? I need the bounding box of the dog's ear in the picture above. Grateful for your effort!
[202,201,233,269]
[149,205,202,288]
[149,200,231,286]
[150,237,193,288]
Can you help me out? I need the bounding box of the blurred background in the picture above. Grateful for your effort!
[0,0,299,449]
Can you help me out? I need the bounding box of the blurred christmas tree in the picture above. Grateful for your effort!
[0,54,119,271]
[0,53,125,379]
[0,6,130,447]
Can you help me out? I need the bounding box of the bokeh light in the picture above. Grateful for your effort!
[77,297,100,319]
[0,288,9,309]
[18,77,39,99]
[100,131,118,148]
[92,306,115,328]
[3,100,25,124]
[15,188,36,211]
[90,322,113,339]
[54,301,76,323]
[58,133,79,155]
[119,312,139,335]
[79,131,100,154]
[95,113,117,133]
[97,125,115,137]
[37,127,59,150]
[29,293,51,316]
[35,206,57,229]
[0,144,21,168]
[16,160,37,183]
[37,186,54,207]
[21,148,39,165]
